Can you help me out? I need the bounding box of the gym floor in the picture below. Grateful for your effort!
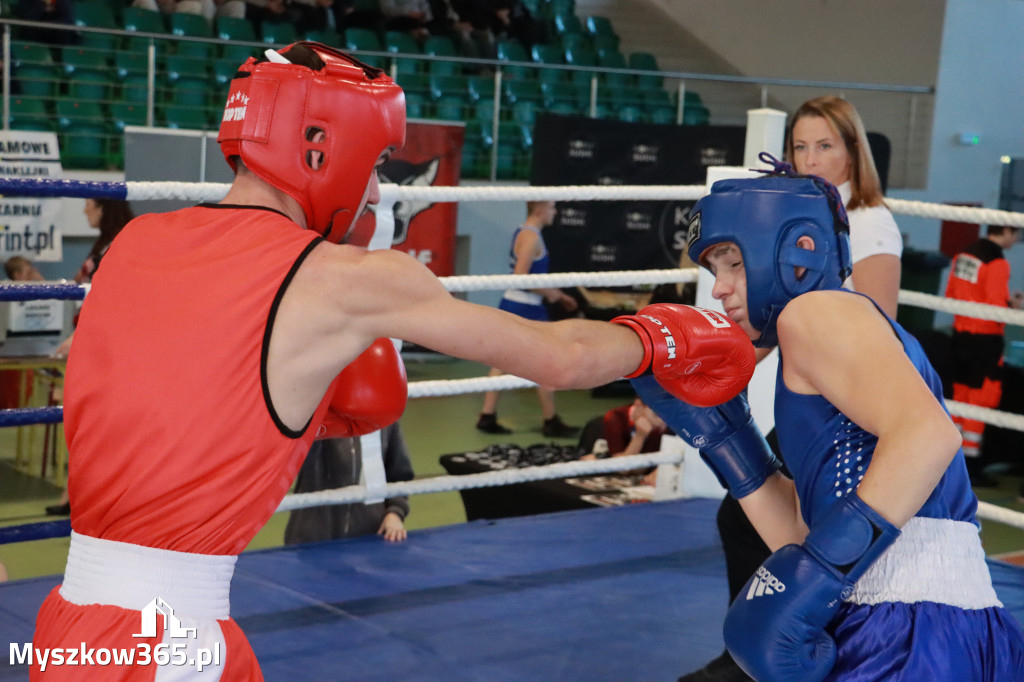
[1,353,1023,582]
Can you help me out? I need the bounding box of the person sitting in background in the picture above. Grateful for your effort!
[5,255,44,282]
[581,397,666,461]
[380,0,433,41]
[285,422,413,544]
[17,0,75,44]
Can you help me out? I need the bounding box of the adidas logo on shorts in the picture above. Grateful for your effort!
[745,565,786,600]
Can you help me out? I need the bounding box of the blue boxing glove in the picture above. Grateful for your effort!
[724,492,901,682]
[631,374,780,498]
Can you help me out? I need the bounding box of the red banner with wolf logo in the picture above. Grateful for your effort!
[352,120,464,277]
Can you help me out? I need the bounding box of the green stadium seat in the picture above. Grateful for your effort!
[512,100,538,127]
[345,28,385,68]
[596,48,630,88]
[170,12,212,38]
[552,11,583,36]
[591,34,619,53]
[212,59,241,88]
[61,45,109,76]
[170,13,215,58]
[163,78,209,108]
[220,42,258,65]
[564,46,597,87]
[384,31,422,75]
[8,97,54,132]
[585,16,616,40]
[433,95,465,121]
[73,1,120,50]
[114,49,149,78]
[650,105,677,125]
[503,80,542,105]
[262,21,298,46]
[466,75,496,103]
[394,69,430,97]
[162,104,212,130]
[164,54,209,82]
[110,101,149,133]
[123,7,169,55]
[305,28,342,47]
[496,39,532,81]
[422,35,460,76]
[617,105,645,123]
[68,71,112,102]
[628,52,663,88]
[642,87,673,108]
[428,73,468,100]
[683,104,711,126]
[404,91,429,119]
[530,44,564,85]
[120,73,153,104]
[12,42,60,98]
[56,99,109,169]
[216,16,256,43]
[559,32,590,53]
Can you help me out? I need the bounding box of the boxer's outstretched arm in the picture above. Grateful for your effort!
[269,243,752,431]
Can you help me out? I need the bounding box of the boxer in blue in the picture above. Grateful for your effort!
[634,156,1024,681]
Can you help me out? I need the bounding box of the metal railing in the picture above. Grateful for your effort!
[0,18,933,183]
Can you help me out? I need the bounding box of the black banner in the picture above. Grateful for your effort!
[530,114,746,273]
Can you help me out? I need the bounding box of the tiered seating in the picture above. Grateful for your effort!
[33,6,705,176]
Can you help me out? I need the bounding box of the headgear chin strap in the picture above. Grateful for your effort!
[686,154,852,348]
[218,42,406,243]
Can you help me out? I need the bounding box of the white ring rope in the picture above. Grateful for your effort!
[886,199,1024,229]
[898,290,1024,326]
[51,180,1024,533]
[277,451,682,512]
[123,181,1024,229]
[440,268,698,292]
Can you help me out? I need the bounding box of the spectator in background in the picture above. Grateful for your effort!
[492,0,540,48]
[945,224,1024,487]
[5,255,44,282]
[76,198,134,285]
[133,0,247,21]
[581,397,666,461]
[380,0,433,41]
[476,200,580,439]
[787,95,903,318]
[17,0,76,44]
[246,0,332,35]
[284,422,414,544]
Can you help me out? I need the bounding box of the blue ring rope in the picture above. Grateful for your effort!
[0,178,128,199]
[0,406,64,426]
[0,519,71,545]
[0,282,87,301]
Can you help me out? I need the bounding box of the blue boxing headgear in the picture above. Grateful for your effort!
[686,155,852,348]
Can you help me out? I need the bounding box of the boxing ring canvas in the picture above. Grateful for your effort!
[2,498,1023,681]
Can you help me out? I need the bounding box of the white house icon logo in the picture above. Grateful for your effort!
[132,598,197,639]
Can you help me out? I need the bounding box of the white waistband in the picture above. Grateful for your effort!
[60,531,236,621]
[502,289,544,306]
[848,517,1001,609]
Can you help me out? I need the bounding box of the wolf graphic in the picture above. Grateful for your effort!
[379,157,441,245]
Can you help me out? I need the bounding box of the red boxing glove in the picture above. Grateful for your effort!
[317,338,408,440]
[612,304,754,407]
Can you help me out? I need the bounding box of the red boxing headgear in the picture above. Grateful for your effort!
[218,42,406,243]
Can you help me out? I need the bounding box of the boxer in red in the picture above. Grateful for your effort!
[31,43,757,680]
